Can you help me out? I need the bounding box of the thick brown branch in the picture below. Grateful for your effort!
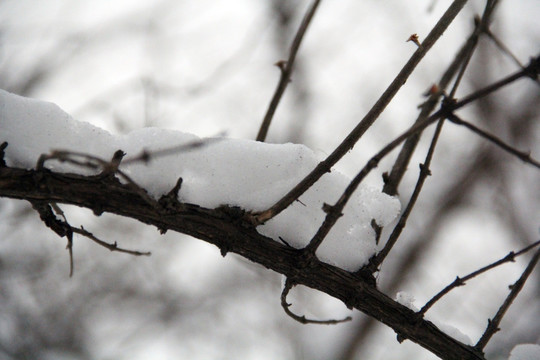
[0,165,485,360]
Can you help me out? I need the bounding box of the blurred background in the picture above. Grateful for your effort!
[0,0,539,359]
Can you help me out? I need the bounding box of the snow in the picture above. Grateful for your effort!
[433,321,472,346]
[395,291,472,345]
[0,89,400,271]
[395,291,419,312]
[509,344,540,360]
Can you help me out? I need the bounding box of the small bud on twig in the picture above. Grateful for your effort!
[407,33,421,47]
[274,60,288,72]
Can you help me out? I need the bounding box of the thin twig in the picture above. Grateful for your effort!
[420,240,540,315]
[72,226,151,256]
[253,0,470,224]
[30,201,75,276]
[276,55,535,253]
[475,246,540,350]
[479,15,524,69]
[280,278,351,325]
[256,0,322,142]
[484,30,540,88]
[122,137,223,165]
[451,56,539,110]
[383,0,499,196]
[304,111,445,254]
[40,150,161,210]
[370,10,487,268]
[368,119,446,272]
[447,114,540,169]
[302,54,538,253]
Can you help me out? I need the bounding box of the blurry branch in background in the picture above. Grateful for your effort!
[446,113,540,168]
[256,0,322,142]
[121,136,224,165]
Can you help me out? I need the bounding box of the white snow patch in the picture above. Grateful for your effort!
[395,291,419,312]
[432,320,472,345]
[0,89,400,271]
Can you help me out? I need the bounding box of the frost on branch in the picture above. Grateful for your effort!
[0,89,400,271]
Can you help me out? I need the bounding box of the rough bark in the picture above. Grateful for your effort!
[0,164,486,360]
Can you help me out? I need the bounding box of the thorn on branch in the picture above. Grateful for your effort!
[158,177,184,212]
[72,226,151,256]
[419,163,432,176]
[274,60,288,74]
[170,177,183,196]
[407,33,421,47]
[422,84,442,97]
[0,141,7,167]
[453,276,465,287]
[100,149,126,177]
[397,333,408,343]
[321,202,333,214]
[382,171,390,184]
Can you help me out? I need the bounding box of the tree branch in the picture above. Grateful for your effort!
[383,0,499,196]
[253,0,470,224]
[420,240,540,316]
[475,247,540,350]
[0,164,485,360]
[256,0,322,142]
[446,113,540,168]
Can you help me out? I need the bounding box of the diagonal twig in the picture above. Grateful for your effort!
[420,240,540,315]
[475,246,540,350]
[300,52,539,256]
[368,119,446,272]
[451,56,539,110]
[256,0,322,142]
[72,226,151,256]
[446,113,540,169]
[253,0,470,224]
[383,0,499,196]
[303,110,445,254]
